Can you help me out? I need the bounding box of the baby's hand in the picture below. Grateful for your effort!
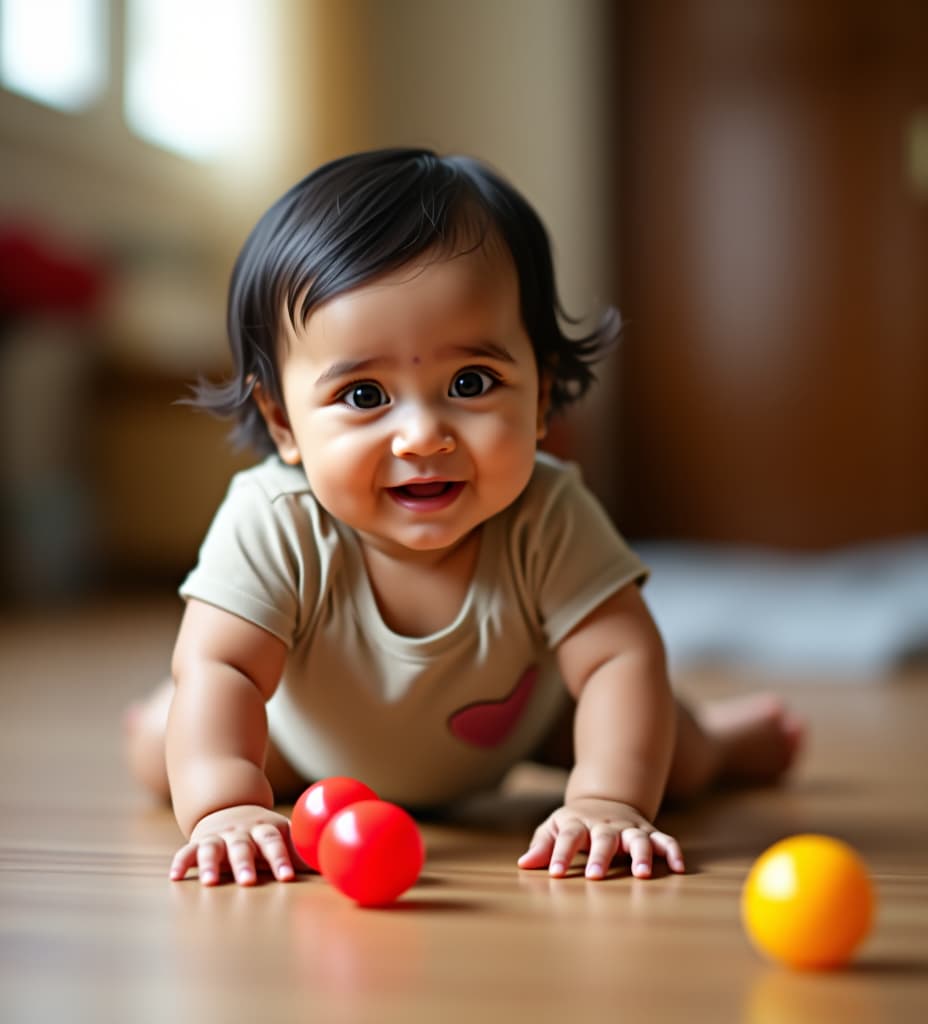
[517,798,685,880]
[170,805,298,886]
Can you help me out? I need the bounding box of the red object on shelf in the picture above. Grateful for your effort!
[0,225,105,318]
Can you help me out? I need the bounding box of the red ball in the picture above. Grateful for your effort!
[318,800,425,906]
[290,777,378,872]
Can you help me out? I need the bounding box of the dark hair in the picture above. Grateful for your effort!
[191,147,620,453]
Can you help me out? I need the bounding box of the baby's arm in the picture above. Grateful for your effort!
[166,599,298,886]
[518,583,685,880]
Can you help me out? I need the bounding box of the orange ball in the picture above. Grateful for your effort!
[741,834,875,970]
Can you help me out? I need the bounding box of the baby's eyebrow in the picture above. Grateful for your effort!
[314,357,389,387]
[444,341,516,364]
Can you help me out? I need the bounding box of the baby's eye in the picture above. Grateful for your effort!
[449,368,496,399]
[340,381,389,410]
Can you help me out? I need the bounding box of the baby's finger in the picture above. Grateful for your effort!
[169,841,200,881]
[224,832,260,886]
[549,824,587,877]
[650,831,686,873]
[251,824,295,882]
[196,837,226,886]
[622,828,655,878]
[584,827,620,880]
[517,826,555,870]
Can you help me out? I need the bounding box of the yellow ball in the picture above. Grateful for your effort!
[741,834,875,970]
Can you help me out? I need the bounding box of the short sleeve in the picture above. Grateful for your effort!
[516,458,649,649]
[179,472,318,647]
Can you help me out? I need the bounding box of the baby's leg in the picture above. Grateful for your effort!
[124,681,306,803]
[666,693,804,801]
[532,691,803,800]
[124,679,174,799]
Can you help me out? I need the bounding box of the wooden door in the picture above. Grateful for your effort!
[616,0,928,549]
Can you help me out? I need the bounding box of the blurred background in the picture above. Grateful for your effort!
[1,0,926,675]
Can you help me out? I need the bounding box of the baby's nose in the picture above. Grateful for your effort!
[391,405,456,458]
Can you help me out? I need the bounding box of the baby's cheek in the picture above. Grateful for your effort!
[480,407,537,451]
[302,449,373,516]
[483,420,538,478]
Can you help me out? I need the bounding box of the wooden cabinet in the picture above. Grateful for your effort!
[615,0,927,549]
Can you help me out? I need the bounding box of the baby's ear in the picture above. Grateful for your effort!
[252,380,300,465]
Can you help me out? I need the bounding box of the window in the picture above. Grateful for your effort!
[0,0,107,112]
[1,0,271,163]
[124,0,269,163]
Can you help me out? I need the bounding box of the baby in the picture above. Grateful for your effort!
[126,148,802,886]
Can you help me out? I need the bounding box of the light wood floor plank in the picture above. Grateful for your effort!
[1,599,926,1022]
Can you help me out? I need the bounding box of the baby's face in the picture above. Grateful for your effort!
[265,241,548,560]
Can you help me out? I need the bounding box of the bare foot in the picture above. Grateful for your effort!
[699,693,804,787]
[667,693,804,800]
[124,679,173,799]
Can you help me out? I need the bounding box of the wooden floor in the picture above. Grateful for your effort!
[1,596,926,1023]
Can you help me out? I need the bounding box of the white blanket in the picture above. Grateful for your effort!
[637,537,928,677]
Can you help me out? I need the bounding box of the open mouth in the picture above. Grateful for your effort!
[387,481,464,510]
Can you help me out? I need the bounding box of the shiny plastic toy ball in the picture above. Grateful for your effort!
[741,834,875,970]
[318,799,425,906]
[290,777,378,872]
